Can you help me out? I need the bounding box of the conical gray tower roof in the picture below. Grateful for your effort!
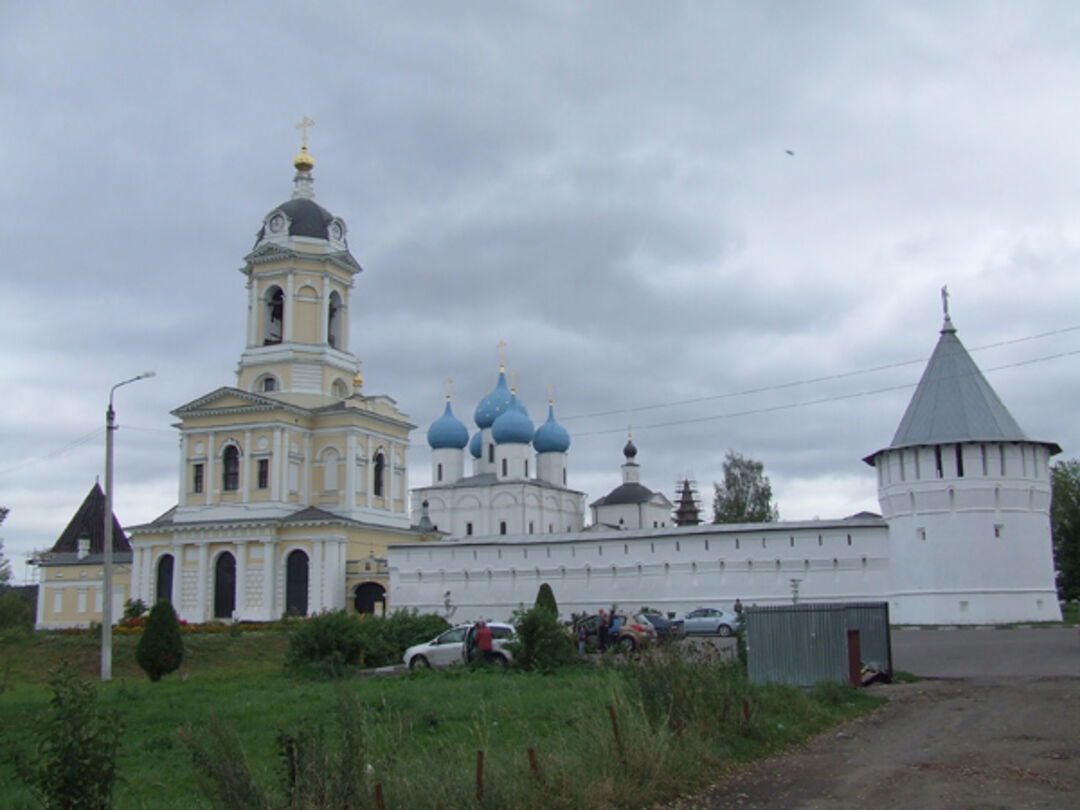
[864,314,1059,464]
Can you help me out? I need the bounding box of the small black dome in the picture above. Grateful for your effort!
[256,198,336,244]
[623,439,638,460]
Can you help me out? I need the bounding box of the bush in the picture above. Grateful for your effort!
[123,597,148,620]
[11,665,123,809]
[285,611,365,678]
[534,582,558,616]
[353,609,450,668]
[507,604,575,672]
[136,601,185,681]
[0,589,33,632]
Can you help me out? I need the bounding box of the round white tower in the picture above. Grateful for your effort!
[864,304,1061,624]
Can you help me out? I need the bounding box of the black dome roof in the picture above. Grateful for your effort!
[592,482,655,506]
[256,198,336,244]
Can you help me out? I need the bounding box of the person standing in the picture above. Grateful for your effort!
[596,608,608,652]
[476,620,494,664]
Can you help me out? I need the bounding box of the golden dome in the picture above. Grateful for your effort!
[293,145,314,172]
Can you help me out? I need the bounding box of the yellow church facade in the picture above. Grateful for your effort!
[122,139,433,623]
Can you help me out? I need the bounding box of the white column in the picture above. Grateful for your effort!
[302,433,312,505]
[337,540,348,609]
[235,541,247,619]
[263,540,277,620]
[321,276,330,344]
[177,434,187,506]
[242,429,252,503]
[172,543,183,612]
[280,429,290,499]
[196,543,209,623]
[248,279,257,347]
[345,433,357,514]
[312,540,324,612]
[205,432,215,506]
[322,538,342,610]
[284,271,295,342]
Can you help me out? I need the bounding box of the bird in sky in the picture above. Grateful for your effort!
[785,149,795,156]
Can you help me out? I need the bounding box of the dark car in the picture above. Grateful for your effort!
[640,612,677,639]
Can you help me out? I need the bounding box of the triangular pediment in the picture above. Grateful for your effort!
[172,387,307,418]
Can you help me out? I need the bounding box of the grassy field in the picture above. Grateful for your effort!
[0,629,883,809]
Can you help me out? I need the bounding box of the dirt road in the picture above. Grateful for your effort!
[667,629,1080,809]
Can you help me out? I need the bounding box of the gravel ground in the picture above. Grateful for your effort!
[663,628,1080,809]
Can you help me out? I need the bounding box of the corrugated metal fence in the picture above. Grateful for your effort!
[745,602,891,687]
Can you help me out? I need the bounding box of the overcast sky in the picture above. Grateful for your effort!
[4,1,1080,578]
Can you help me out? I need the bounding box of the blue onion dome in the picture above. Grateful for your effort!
[474,370,512,428]
[427,400,469,450]
[492,394,535,444]
[534,404,571,453]
[469,430,483,459]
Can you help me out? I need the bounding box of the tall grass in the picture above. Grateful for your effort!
[0,631,882,809]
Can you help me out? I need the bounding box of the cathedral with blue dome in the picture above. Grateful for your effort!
[411,356,586,537]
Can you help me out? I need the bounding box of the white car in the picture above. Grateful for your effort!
[402,622,516,669]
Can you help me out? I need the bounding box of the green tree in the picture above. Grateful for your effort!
[12,665,123,809]
[534,582,558,616]
[507,604,575,672]
[1051,459,1080,601]
[0,507,11,586]
[712,451,779,524]
[136,601,185,681]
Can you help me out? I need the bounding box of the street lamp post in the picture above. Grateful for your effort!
[102,371,155,681]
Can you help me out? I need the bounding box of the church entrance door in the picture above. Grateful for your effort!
[285,550,309,616]
[354,582,386,615]
[156,554,174,604]
[214,552,236,619]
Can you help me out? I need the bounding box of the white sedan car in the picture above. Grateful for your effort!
[403,623,516,669]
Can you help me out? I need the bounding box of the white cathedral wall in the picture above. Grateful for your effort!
[389,519,892,623]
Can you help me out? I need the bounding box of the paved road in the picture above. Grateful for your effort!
[892,626,1079,678]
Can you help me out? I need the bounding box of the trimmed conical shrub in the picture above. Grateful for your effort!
[534,582,558,616]
[136,601,184,682]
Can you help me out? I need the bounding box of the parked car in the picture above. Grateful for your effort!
[574,612,657,651]
[673,606,742,636]
[640,611,677,639]
[403,622,515,669]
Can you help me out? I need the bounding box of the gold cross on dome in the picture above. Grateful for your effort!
[497,340,507,371]
[509,369,517,394]
[296,115,315,147]
[547,383,555,404]
[444,377,453,401]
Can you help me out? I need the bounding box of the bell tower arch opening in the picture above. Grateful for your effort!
[263,286,284,345]
[328,290,343,349]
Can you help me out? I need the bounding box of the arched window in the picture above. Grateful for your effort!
[373,451,386,497]
[263,286,284,345]
[156,554,174,604]
[323,448,339,491]
[327,290,342,348]
[331,378,348,398]
[222,445,240,491]
[285,549,309,616]
[214,552,236,619]
[260,376,277,393]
